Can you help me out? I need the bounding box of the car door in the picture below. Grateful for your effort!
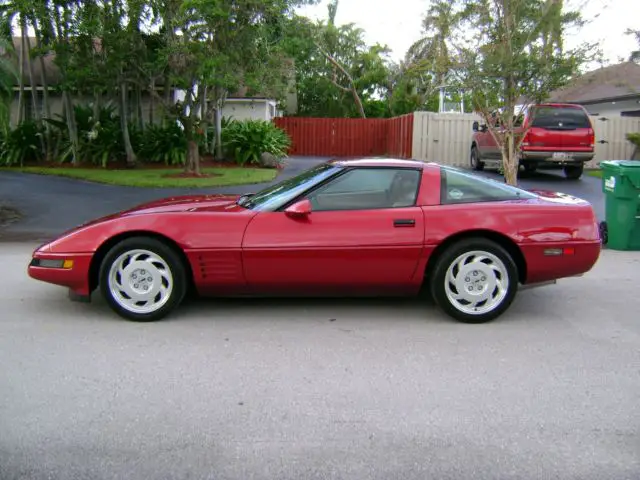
[241,167,426,294]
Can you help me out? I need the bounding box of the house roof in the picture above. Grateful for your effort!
[546,61,640,104]
[0,36,62,87]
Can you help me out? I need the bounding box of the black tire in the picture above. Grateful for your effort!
[470,146,484,171]
[564,165,583,180]
[99,236,188,322]
[429,238,519,324]
[523,163,537,174]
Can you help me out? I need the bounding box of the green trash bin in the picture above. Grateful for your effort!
[601,160,640,251]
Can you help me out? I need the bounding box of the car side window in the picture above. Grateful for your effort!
[305,168,421,211]
[441,167,537,204]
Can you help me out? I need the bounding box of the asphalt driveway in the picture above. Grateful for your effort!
[0,157,604,241]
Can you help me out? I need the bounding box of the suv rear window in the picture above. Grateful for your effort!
[529,106,591,129]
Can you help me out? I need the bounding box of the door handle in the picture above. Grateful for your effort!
[394,219,415,227]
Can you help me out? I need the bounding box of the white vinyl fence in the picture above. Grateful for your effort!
[411,111,640,168]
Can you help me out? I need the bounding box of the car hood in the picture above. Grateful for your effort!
[48,194,244,242]
[119,194,243,215]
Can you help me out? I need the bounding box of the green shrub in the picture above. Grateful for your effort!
[221,119,290,166]
[0,120,43,166]
[45,104,131,167]
[627,133,640,147]
[138,122,186,165]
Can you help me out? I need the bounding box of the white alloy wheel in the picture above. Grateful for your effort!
[108,249,174,314]
[444,250,509,315]
[430,238,519,323]
[99,237,188,322]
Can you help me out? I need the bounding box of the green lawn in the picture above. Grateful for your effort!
[585,169,602,178]
[7,166,278,188]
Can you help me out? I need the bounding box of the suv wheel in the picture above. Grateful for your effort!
[470,146,484,171]
[564,165,584,180]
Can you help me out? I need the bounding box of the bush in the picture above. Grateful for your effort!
[0,120,43,166]
[138,122,187,165]
[221,119,290,166]
[627,133,640,148]
[45,104,131,167]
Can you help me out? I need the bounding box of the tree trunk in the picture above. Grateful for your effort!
[33,21,52,161]
[17,28,26,125]
[62,90,80,166]
[149,79,155,124]
[34,24,51,121]
[502,132,519,185]
[24,28,40,124]
[23,25,46,159]
[185,139,200,175]
[136,85,143,130]
[214,103,223,160]
[200,84,208,153]
[119,82,137,167]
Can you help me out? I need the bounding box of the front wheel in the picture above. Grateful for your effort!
[99,237,188,321]
[430,238,519,323]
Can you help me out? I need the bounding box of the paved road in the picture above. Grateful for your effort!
[1,243,639,480]
[1,158,604,242]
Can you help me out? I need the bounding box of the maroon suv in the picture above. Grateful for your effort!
[470,103,595,179]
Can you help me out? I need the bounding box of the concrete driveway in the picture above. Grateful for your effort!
[1,242,639,479]
[0,157,604,242]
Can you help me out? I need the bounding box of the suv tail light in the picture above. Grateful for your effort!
[521,130,530,147]
[588,128,595,149]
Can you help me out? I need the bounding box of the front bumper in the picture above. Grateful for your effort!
[28,252,93,296]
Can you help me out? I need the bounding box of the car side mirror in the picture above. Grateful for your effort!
[284,199,312,218]
[472,121,479,132]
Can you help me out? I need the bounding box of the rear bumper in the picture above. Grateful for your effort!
[520,150,594,166]
[28,252,93,296]
[521,240,601,285]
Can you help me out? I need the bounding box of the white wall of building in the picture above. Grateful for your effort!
[582,98,640,116]
[221,99,280,122]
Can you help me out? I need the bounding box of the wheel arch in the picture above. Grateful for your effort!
[424,229,527,285]
[88,230,196,294]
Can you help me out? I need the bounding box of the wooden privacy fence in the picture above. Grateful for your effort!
[273,114,414,158]
[411,111,640,168]
[275,111,640,166]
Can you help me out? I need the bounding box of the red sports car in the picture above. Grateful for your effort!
[27,158,601,324]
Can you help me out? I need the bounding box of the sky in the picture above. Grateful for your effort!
[296,0,640,69]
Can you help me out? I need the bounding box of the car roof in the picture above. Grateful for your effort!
[327,157,438,169]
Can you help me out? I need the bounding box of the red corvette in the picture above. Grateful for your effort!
[28,158,601,323]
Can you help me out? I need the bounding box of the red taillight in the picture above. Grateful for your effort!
[521,130,531,148]
[588,128,595,148]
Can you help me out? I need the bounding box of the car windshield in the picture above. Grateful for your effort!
[239,162,342,211]
[529,106,591,129]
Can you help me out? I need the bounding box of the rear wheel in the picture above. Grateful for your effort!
[430,238,519,323]
[564,164,584,180]
[470,146,484,171]
[99,237,187,322]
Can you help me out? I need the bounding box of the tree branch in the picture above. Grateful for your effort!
[315,41,366,118]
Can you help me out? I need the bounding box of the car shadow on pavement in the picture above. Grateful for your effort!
[58,287,564,327]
